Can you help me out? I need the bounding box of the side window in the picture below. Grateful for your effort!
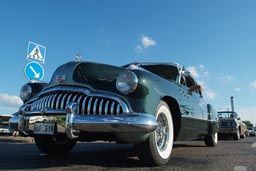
[180,75,193,87]
[185,76,195,88]
[185,76,202,96]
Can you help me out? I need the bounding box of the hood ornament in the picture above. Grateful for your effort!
[76,54,82,62]
[56,75,66,84]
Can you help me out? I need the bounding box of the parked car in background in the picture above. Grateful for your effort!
[248,127,256,136]
[218,111,247,140]
[8,112,19,135]
[0,127,11,135]
[0,114,12,135]
[12,60,219,166]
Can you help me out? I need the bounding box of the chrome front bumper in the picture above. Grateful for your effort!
[17,102,158,139]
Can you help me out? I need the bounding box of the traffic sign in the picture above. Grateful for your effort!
[24,62,44,81]
[26,42,46,64]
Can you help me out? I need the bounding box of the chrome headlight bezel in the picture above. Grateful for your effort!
[20,84,32,102]
[116,71,138,94]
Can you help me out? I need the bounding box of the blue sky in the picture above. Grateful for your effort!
[1,0,256,124]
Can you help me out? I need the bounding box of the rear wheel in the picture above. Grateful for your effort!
[240,132,246,139]
[34,134,76,154]
[135,101,174,166]
[204,132,218,147]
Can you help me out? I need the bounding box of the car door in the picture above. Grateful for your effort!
[185,76,208,137]
[175,75,195,140]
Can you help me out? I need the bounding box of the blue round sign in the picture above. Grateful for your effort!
[24,62,44,81]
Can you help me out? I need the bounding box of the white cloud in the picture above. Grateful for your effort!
[135,45,144,53]
[198,81,217,99]
[234,88,241,92]
[198,64,205,70]
[249,80,256,89]
[135,35,156,53]
[203,71,209,77]
[187,64,210,79]
[197,64,209,77]
[187,66,200,79]
[141,35,156,48]
[186,65,217,100]
[223,75,233,84]
[0,94,23,108]
[204,88,217,99]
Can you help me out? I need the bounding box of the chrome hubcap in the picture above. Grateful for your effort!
[156,113,169,151]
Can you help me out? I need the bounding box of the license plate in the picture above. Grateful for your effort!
[33,123,55,135]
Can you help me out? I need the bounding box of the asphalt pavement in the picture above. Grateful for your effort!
[0,135,256,171]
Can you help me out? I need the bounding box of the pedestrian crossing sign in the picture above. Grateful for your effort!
[26,42,46,64]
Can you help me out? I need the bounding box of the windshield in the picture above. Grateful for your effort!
[141,65,178,82]
[218,111,238,119]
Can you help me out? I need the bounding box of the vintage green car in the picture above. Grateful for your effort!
[14,60,218,166]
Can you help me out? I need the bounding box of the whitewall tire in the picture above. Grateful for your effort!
[135,100,174,166]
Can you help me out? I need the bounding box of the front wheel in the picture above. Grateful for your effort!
[34,134,76,154]
[233,130,240,140]
[135,101,174,166]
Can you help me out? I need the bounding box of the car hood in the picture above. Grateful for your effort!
[45,61,126,91]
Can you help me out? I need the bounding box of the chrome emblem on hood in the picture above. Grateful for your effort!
[56,75,66,83]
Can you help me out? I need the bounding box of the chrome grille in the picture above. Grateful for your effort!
[27,91,124,115]
[220,121,235,128]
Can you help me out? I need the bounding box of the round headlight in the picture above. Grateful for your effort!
[116,71,138,94]
[20,84,32,101]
